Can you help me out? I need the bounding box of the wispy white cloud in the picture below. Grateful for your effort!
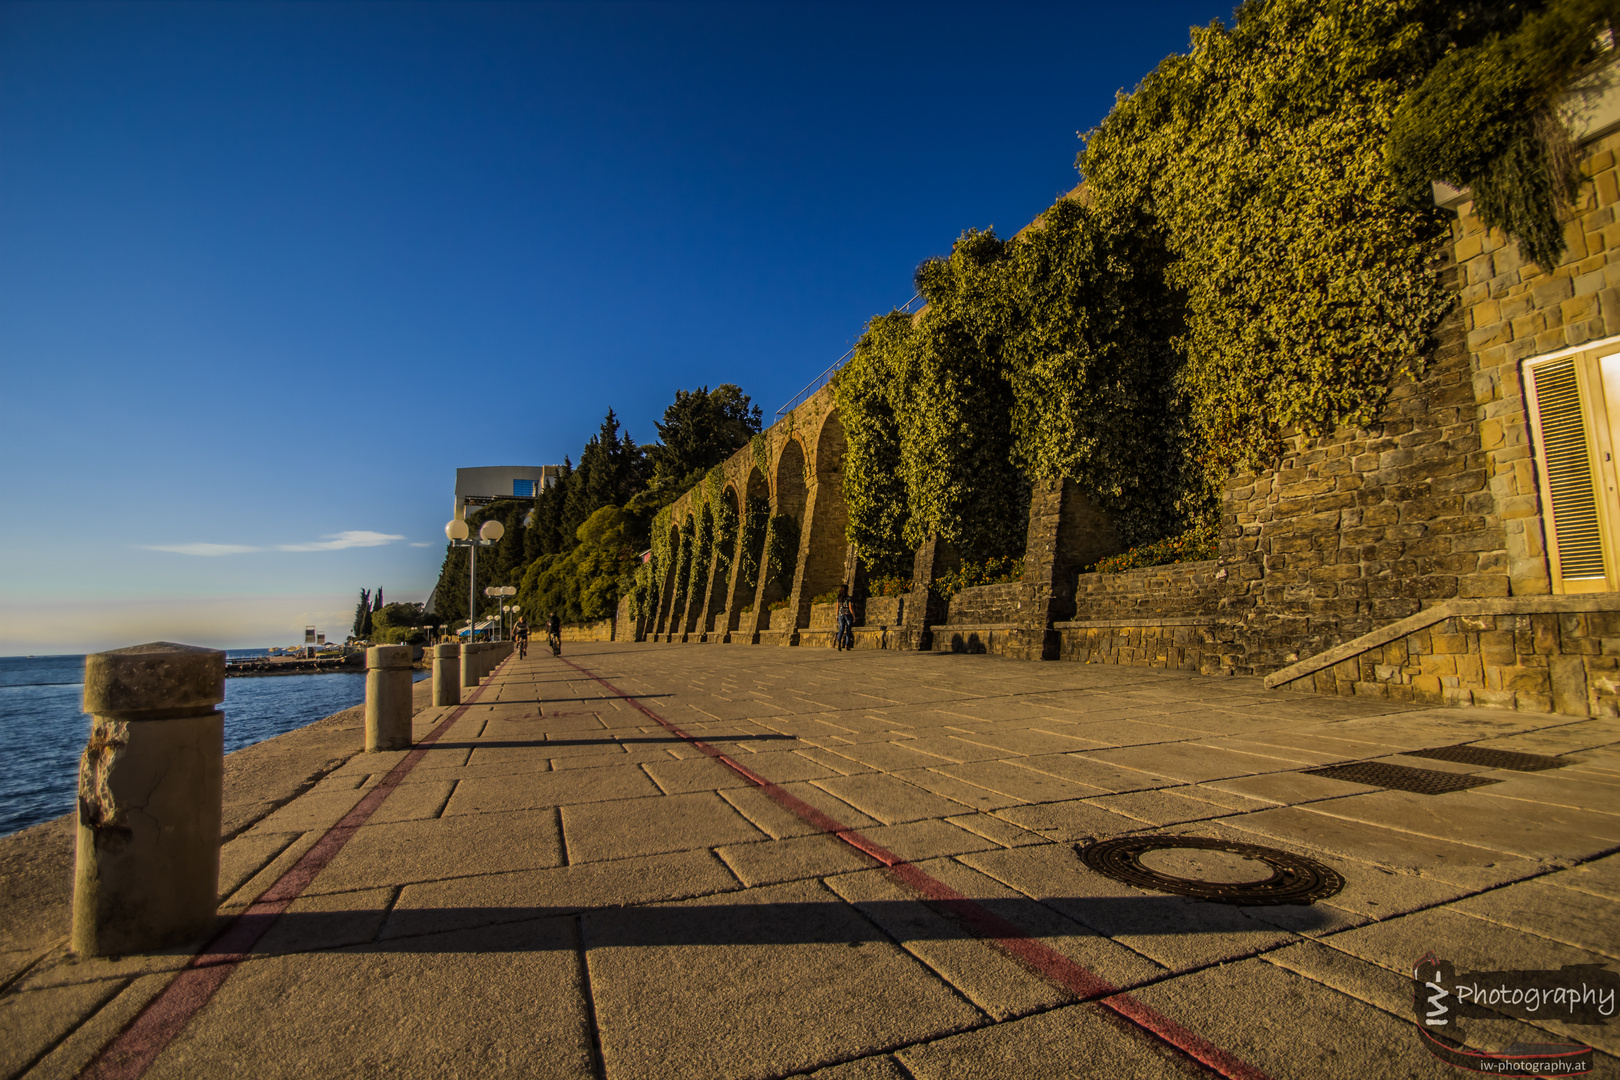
[276,531,405,552]
[141,543,261,556]
[408,541,432,548]
[140,530,407,556]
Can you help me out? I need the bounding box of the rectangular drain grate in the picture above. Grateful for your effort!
[1305,761,1501,795]
[1402,744,1566,772]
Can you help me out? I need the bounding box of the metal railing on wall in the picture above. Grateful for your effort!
[774,292,923,419]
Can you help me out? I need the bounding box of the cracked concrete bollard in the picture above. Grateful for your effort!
[73,641,225,957]
[461,642,479,689]
[365,645,413,752]
[432,642,461,707]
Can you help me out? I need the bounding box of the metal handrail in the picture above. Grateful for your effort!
[774,292,924,418]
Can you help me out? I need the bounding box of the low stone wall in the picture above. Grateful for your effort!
[560,617,615,643]
[861,596,904,627]
[1266,595,1620,716]
[1072,559,1221,621]
[1055,618,1215,673]
[933,625,1033,656]
[809,603,836,629]
[945,582,1022,625]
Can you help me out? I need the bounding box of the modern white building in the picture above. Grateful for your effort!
[453,465,561,519]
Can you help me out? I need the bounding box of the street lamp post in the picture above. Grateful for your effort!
[446,518,504,640]
[485,585,517,640]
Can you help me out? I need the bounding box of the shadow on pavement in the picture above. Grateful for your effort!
[241,896,1334,956]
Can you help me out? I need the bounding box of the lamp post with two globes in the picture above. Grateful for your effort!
[445,518,504,640]
[485,585,518,640]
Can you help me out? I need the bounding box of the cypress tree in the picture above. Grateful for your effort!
[351,589,370,639]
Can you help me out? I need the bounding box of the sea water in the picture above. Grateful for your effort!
[0,652,427,838]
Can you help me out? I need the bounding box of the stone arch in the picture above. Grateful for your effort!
[773,409,854,636]
[654,520,681,636]
[707,483,742,635]
[683,501,716,635]
[774,437,809,524]
[802,408,852,599]
[731,466,771,634]
[756,439,808,616]
[675,512,697,631]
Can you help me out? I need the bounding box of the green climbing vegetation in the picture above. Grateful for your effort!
[1388,0,1620,269]
[713,492,738,596]
[737,496,769,592]
[836,0,1608,576]
[765,514,800,592]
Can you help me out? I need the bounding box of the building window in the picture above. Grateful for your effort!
[1523,335,1620,592]
[513,479,534,497]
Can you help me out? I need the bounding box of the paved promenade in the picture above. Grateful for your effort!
[3,643,1618,1079]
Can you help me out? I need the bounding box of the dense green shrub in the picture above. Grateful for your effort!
[865,575,912,598]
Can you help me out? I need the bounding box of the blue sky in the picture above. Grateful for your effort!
[0,0,1234,653]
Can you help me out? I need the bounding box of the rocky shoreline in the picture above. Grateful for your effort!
[225,655,364,677]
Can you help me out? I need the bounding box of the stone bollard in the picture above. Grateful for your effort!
[365,645,413,752]
[432,642,461,707]
[461,642,479,689]
[73,642,225,957]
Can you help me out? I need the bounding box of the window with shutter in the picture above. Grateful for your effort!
[1523,336,1620,593]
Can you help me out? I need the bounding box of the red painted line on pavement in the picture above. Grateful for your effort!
[561,654,1274,1080]
[77,656,512,1080]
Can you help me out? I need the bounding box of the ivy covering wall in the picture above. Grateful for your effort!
[835,0,1608,572]
[737,495,769,592]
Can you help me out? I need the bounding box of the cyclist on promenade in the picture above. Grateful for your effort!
[514,616,529,660]
[548,612,562,656]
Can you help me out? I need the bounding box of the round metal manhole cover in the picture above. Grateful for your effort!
[1074,836,1344,905]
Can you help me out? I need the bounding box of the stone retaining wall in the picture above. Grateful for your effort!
[1266,596,1620,716]
[1072,560,1220,621]
[560,617,615,642]
[945,582,1022,625]
[1055,619,1215,673]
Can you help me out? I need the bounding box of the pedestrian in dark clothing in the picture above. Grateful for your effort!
[835,583,855,651]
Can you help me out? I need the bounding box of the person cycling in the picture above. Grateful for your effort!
[513,616,529,660]
[547,612,562,656]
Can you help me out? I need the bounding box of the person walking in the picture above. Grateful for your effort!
[548,611,562,656]
[835,583,855,652]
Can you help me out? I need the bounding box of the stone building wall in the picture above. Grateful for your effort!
[1460,127,1620,594]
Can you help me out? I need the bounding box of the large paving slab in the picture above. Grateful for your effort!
[2,642,1617,1079]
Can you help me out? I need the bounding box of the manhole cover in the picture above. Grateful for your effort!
[1074,836,1345,905]
[1306,761,1500,794]
[1403,744,1565,772]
